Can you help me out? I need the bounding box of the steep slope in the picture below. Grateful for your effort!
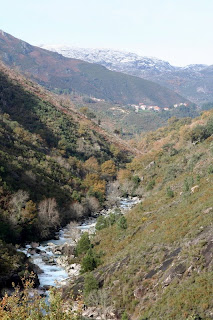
[0,62,142,293]
[43,45,213,105]
[0,61,135,244]
[0,30,188,107]
[72,112,213,319]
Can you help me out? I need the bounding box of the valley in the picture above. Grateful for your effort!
[0,28,212,320]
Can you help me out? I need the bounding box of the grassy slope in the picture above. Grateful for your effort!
[0,30,188,107]
[92,113,213,319]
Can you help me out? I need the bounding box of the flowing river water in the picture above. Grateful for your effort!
[20,197,140,295]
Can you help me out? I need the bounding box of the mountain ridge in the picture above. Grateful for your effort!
[40,45,213,104]
[0,30,188,107]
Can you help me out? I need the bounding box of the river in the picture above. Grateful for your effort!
[19,197,140,295]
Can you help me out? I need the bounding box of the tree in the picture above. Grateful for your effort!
[81,248,99,272]
[66,221,81,243]
[106,181,121,206]
[9,190,29,223]
[76,232,91,256]
[70,202,85,219]
[87,288,112,320]
[84,156,100,174]
[38,198,60,238]
[101,160,116,179]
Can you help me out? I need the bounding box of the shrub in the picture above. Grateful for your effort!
[96,215,108,231]
[208,164,213,174]
[190,125,208,142]
[117,216,128,230]
[132,175,141,187]
[121,311,129,320]
[166,186,174,198]
[183,178,190,192]
[84,273,98,297]
[146,179,155,191]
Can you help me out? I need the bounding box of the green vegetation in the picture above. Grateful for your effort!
[81,248,100,273]
[117,216,128,230]
[95,212,123,231]
[84,273,99,297]
[76,233,91,256]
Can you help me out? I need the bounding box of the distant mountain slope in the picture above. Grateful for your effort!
[0,30,188,107]
[42,45,213,104]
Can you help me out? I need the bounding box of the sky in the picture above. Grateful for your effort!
[1,0,213,66]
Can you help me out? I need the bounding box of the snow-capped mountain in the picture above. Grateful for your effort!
[41,45,213,104]
[40,45,178,76]
[40,45,208,75]
[40,45,212,104]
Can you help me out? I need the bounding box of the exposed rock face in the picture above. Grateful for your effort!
[51,243,75,256]
[82,306,117,320]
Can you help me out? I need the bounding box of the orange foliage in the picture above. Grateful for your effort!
[117,169,132,183]
[101,160,116,177]
[83,156,100,173]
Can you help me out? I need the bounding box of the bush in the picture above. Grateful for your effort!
[146,179,155,191]
[121,311,129,320]
[183,178,190,192]
[132,175,141,187]
[166,186,174,198]
[96,215,108,231]
[190,125,208,142]
[95,213,122,231]
[84,273,98,297]
[208,164,213,174]
[117,216,128,230]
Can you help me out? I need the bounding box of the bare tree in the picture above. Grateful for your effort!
[70,202,85,219]
[38,198,60,237]
[121,180,135,196]
[106,181,121,206]
[87,196,100,213]
[9,190,29,224]
[87,288,113,320]
[66,221,81,243]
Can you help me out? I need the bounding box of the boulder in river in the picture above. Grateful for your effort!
[30,242,40,249]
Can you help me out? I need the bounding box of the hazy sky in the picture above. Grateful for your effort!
[1,0,213,66]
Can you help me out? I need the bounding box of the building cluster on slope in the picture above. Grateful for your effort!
[130,102,189,113]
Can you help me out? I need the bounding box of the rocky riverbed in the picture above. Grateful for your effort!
[19,197,140,299]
